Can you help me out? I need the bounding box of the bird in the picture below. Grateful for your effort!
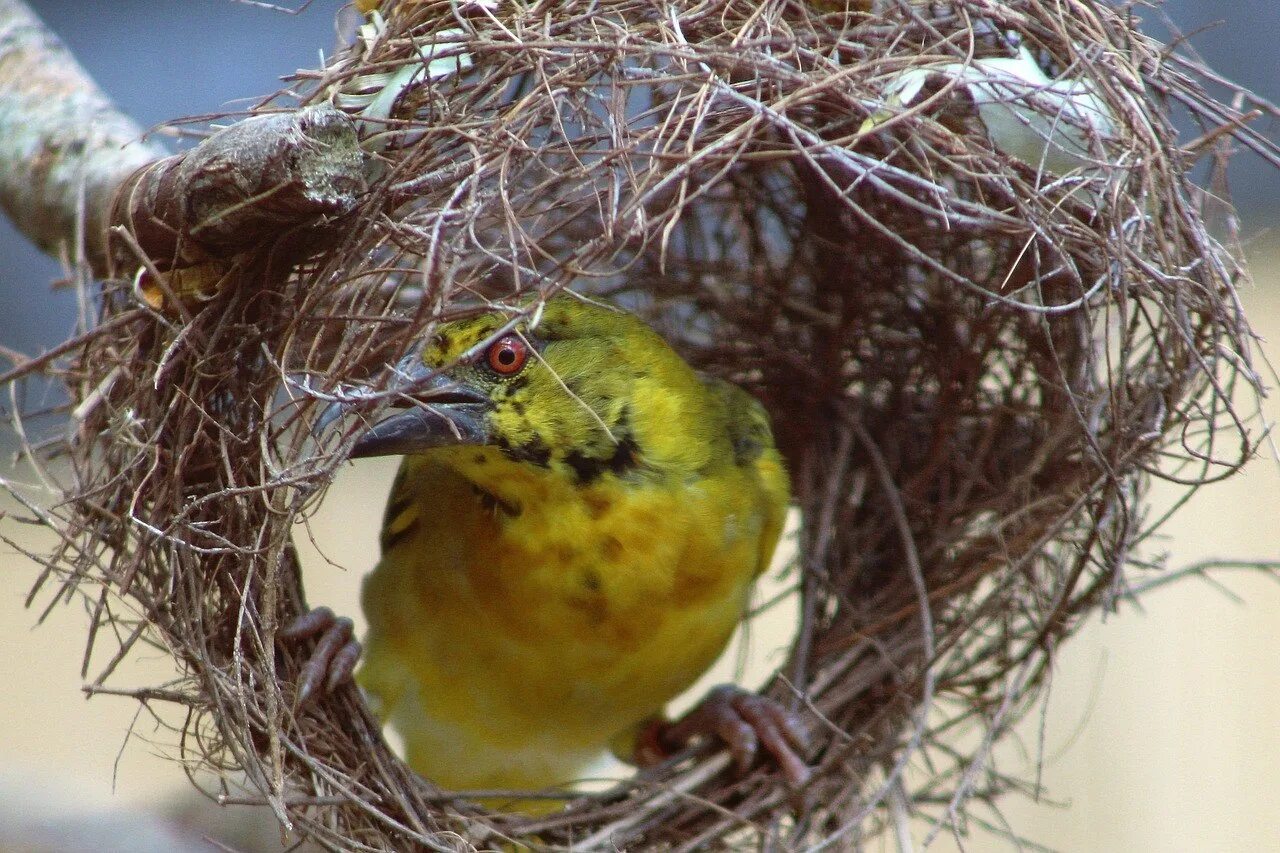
[284,295,808,807]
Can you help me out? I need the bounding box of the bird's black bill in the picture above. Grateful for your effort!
[320,361,492,459]
[349,403,489,458]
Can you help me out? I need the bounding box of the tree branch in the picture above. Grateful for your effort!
[0,0,160,271]
[109,107,366,277]
[0,0,366,279]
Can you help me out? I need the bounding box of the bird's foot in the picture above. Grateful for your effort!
[641,685,811,787]
[279,606,362,709]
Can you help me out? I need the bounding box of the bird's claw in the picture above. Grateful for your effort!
[279,606,362,709]
[652,684,811,787]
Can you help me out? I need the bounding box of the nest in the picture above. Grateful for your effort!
[7,0,1276,849]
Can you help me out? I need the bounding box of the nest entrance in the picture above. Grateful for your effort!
[8,0,1273,849]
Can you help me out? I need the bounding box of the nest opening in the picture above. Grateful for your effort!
[6,0,1274,849]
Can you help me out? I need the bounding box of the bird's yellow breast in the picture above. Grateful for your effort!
[347,296,790,797]
[357,442,785,791]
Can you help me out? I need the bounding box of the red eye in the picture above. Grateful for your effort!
[486,335,528,375]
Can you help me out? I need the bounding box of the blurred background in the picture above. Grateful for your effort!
[0,2,1276,850]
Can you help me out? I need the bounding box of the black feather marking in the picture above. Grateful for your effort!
[382,525,416,551]
[381,510,419,551]
[384,494,412,527]
[564,434,640,485]
[470,483,522,518]
[497,433,552,467]
[731,429,765,466]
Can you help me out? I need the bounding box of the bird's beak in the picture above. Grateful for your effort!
[320,358,491,459]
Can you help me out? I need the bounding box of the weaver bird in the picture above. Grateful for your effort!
[286,296,808,803]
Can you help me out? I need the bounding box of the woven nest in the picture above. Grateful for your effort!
[8,0,1275,849]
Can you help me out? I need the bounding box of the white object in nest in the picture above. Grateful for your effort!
[341,11,477,124]
[863,45,1120,185]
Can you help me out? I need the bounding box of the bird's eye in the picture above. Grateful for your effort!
[486,335,529,376]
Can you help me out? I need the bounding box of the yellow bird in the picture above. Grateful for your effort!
[286,296,807,803]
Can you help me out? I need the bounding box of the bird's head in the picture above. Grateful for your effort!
[334,297,720,482]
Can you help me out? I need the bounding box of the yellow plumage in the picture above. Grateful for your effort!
[320,297,790,800]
